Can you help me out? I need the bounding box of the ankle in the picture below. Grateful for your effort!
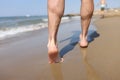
[48,39,57,48]
[80,34,87,40]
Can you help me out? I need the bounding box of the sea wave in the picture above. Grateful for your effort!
[0,23,48,40]
[0,16,78,40]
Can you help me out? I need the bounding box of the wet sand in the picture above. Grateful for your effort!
[0,16,120,80]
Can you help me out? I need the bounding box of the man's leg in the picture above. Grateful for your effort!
[100,8,105,18]
[47,0,65,63]
[80,0,94,47]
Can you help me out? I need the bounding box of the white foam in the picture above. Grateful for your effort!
[0,16,76,40]
[0,23,48,40]
[61,16,80,23]
[42,18,48,22]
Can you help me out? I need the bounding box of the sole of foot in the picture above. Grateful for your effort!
[48,46,64,64]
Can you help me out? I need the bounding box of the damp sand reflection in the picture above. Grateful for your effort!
[80,47,101,80]
[50,64,64,80]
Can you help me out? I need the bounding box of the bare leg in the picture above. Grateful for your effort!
[47,0,64,63]
[100,10,105,18]
[80,0,94,47]
[100,0,106,18]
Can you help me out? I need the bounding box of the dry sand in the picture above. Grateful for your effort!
[0,16,120,80]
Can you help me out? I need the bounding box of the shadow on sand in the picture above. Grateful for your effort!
[60,30,100,58]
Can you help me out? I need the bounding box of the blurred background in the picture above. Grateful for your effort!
[0,0,119,40]
[0,0,120,17]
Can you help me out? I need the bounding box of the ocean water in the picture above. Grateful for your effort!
[0,16,49,40]
[0,15,76,40]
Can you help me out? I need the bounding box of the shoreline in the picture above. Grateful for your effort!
[1,7,120,41]
[0,14,120,80]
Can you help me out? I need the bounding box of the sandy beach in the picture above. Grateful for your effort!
[0,14,120,80]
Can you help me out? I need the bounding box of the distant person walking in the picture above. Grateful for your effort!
[100,0,107,18]
[47,0,94,63]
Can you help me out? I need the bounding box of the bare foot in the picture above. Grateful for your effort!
[47,42,64,64]
[79,34,88,48]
